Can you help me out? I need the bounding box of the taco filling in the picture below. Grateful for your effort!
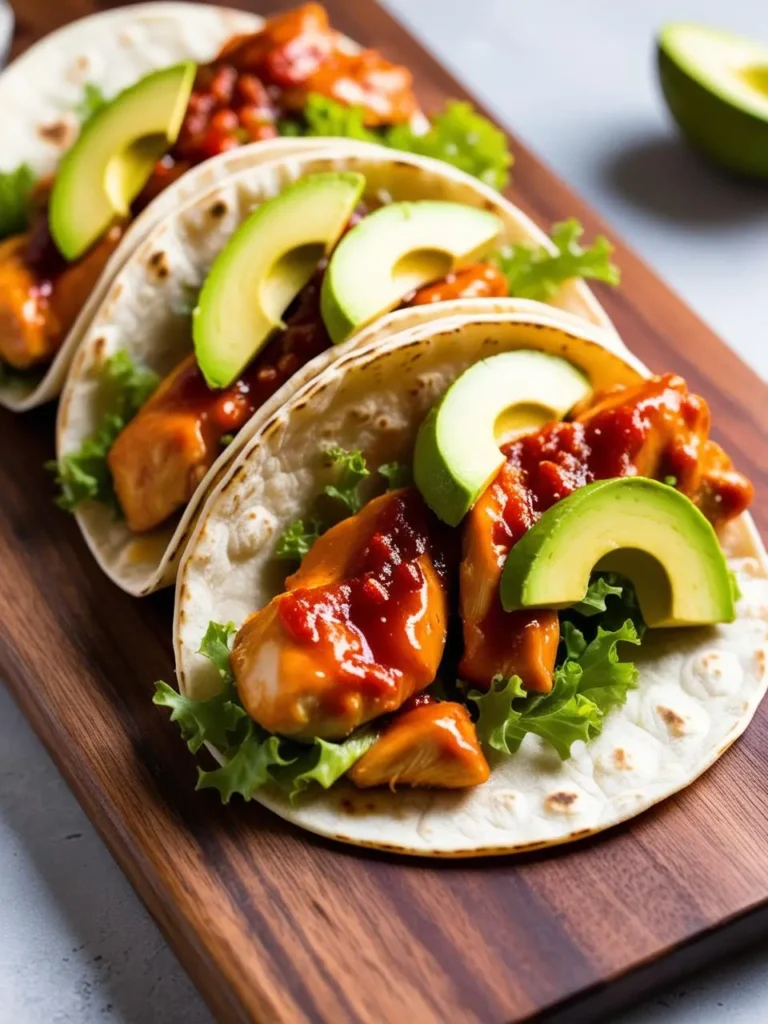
[0,2,515,376]
[53,172,618,535]
[157,361,753,801]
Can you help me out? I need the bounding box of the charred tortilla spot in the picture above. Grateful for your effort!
[755,649,766,678]
[545,791,579,813]
[209,200,228,218]
[39,119,76,148]
[148,251,170,278]
[612,748,631,770]
[92,336,106,361]
[657,705,686,737]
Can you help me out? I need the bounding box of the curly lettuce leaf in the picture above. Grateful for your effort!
[570,575,625,617]
[198,620,237,680]
[469,599,642,760]
[153,681,245,754]
[275,730,378,802]
[288,93,378,141]
[275,518,324,563]
[76,83,108,124]
[152,622,244,753]
[0,164,36,239]
[323,445,370,514]
[562,619,640,714]
[469,665,601,760]
[385,101,512,190]
[49,351,159,513]
[157,620,372,804]
[283,95,512,189]
[197,723,294,803]
[494,219,620,302]
[378,461,412,490]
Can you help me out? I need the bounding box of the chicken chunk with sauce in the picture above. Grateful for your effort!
[348,695,489,790]
[460,373,753,692]
[231,490,451,740]
[0,223,123,370]
[107,275,330,533]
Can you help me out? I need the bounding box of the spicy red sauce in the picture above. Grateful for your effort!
[148,270,331,441]
[278,489,452,702]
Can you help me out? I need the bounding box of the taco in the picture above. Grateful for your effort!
[53,147,622,596]
[0,0,515,410]
[163,313,766,857]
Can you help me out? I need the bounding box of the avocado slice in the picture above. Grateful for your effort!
[193,172,365,389]
[320,201,502,344]
[50,63,197,261]
[414,351,590,527]
[658,23,768,177]
[500,478,735,627]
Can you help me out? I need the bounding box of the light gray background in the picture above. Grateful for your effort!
[2,1,768,1022]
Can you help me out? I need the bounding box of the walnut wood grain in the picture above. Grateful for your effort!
[3,2,768,1023]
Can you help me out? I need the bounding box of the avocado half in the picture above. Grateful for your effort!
[658,23,768,178]
[50,63,196,260]
[500,477,735,628]
[414,350,590,527]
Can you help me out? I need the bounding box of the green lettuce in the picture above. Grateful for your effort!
[49,350,159,513]
[469,665,603,760]
[378,461,412,490]
[275,518,324,563]
[76,83,108,124]
[281,95,512,190]
[0,164,36,239]
[468,589,642,760]
[155,619,373,803]
[570,573,625,617]
[274,730,378,802]
[494,218,620,302]
[323,445,370,513]
[385,101,512,190]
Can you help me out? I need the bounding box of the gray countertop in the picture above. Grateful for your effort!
[2,1,768,1021]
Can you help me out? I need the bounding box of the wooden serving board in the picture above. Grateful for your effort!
[4,2,768,1022]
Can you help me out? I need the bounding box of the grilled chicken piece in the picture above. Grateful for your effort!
[460,464,560,693]
[282,49,418,126]
[108,355,216,533]
[231,490,449,740]
[348,697,490,789]
[459,373,753,692]
[218,3,337,88]
[407,263,509,306]
[0,224,124,371]
[573,374,753,527]
[0,235,58,370]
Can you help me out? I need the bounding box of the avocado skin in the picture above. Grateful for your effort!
[658,41,768,178]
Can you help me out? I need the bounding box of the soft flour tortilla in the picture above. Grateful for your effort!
[172,315,768,856]
[0,2,268,411]
[57,143,622,596]
[0,4,397,412]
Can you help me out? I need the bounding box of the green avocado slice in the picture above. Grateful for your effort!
[658,23,768,178]
[500,477,735,627]
[193,171,366,389]
[320,201,502,344]
[49,63,197,260]
[414,350,590,526]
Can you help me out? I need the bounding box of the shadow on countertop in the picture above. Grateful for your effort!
[601,130,768,226]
